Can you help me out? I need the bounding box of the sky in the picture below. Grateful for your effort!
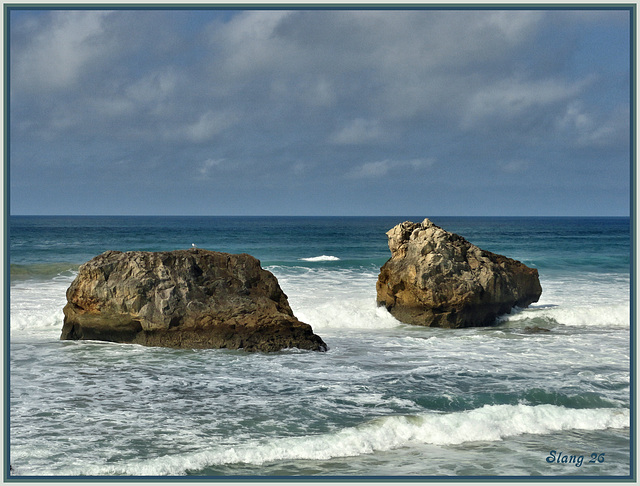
[8,6,632,216]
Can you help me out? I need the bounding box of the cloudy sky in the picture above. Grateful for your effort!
[9,7,631,216]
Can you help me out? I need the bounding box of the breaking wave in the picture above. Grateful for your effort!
[503,303,629,329]
[55,404,629,476]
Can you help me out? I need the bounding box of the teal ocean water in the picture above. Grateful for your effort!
[8,216,632,479]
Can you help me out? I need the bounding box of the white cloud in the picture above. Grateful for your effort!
[269,76,337,108]
[462,77,585,128]
[12,10,115,91]
[292,162,308,175]
[198,158,224,178]
[182,111,237,143]
[208,10,296,76]
[330,118,384,145]
[305,78,336,108]
[89,97,135,118]
[222,9,292,45]
[349,160,391,178]
[558,102,593,131]
[10,10,579,143]
[557,102,629,148]
[347,158,435,178]
[580,112,628,147]
[125,69,180,105]
[498,159,530,173]
[477,10,544,43]
[200,10,548,124]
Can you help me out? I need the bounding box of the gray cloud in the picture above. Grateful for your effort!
[9,7,631,216]
[12,10,116,91]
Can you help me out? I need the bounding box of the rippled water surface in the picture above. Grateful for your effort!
[9,216,632,478]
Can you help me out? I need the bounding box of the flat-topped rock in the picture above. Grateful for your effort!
[61,249,327,352]
[376,219,542,328]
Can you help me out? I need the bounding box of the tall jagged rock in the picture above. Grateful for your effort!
[61,249,327,352]
[376,219,542,328]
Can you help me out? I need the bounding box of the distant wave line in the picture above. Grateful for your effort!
[299,255,340,262]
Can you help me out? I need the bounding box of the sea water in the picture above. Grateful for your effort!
[7,216,632,479]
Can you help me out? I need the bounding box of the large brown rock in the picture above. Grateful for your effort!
[61,249,327,352]
[376,219,542,328]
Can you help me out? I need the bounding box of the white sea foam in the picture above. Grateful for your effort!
[273,266,630,331]
[272,267,401,330]
[504,302,630,329]
[299,255,341,262]
[537,273,630,308]
[10,277,72,337]
[296,299,401,330]
[55,404,629,476]
[10,264,629,341]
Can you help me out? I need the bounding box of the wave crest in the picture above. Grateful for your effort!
[299,255,340,262]
[58,404,629,476]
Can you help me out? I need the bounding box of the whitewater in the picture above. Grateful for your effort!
[7,216,632,478]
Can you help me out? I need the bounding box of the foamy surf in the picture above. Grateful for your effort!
[10,278,72,335]
[503,303,630,329]
[297,299,401,330]
[299,255,341,262]
[54,404,629,477]
[8,217,631,478]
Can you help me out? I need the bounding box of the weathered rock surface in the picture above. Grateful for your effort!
[376,219,542,328]
[61,249,327,352]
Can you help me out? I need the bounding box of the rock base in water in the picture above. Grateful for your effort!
[61,249,327,352]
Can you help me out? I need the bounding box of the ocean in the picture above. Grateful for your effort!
[7,216,633,479]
